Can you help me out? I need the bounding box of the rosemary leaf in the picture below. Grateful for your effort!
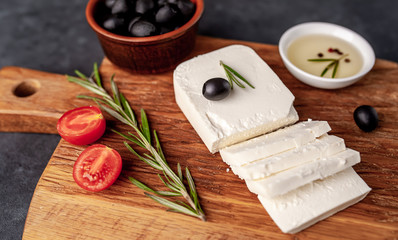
[74,70,88,80]
[186,167,201,211]
[177,163,183,181]
[102,98,126,114]
[143,153,155,161]
[220,61,255,89]
[113,130,145,148]
[120,92,136,125]
[226,74,234,89]
[123,141,145,158]
[153,130,165,161]
[161,171,182,190]
[153,154,184,189]
[93,63,102,88]
[158,174,181,192]
[156,191,182,197]
[76,95,105,104]
[144,193,199,217]
[87,74,96,85]
[67,76,108,98]
[321,61,336,77]
[307,59,337,62]
[124,142,162,170]
[308,53,349,78]
[127,132,146,148]
[321,67,328,77]
[67,76,105,95]
[99,103,132,126]
[110,74,121,107]
[175,200,196,212]
[128,176,157,193]
[69,64,206,221]
[226,69,245,88]
[332,60,339,78]
[186,167,196,196]
[128,177,181,196]
[224,63,255,89]
[140,109,151,143]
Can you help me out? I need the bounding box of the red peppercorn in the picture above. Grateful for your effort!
[345,58,351,63]
[328,48,334,53]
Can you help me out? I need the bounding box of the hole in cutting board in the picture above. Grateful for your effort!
[13,79,41,97]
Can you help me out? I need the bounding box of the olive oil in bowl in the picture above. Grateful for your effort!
[287,34,363,78]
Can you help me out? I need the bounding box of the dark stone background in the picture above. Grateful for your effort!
[0,0,397,239]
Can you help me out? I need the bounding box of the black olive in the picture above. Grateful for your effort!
[96,0,194,37]
[353,105,379,132]
[111,0,130,14]
[135,0,155,14]
[159,26,173,34]
[202,78,231,101]
[155,4,179,24]
[130,20,157,37]
[177,0,195,17]
[103,15,126,33]
[128,16,141,32]
[105,0,117,8]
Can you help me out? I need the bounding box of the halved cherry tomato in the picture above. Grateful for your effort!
[57,106,106,145]
[73,144,122,192]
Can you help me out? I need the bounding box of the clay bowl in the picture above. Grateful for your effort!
[86,0,204,74]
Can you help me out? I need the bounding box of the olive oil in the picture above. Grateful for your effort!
[287,34,363,78]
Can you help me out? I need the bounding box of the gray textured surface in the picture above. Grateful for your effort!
[0,0,397,239]
[0,133,60,239]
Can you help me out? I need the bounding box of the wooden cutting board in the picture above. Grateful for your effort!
[1,36,397,239]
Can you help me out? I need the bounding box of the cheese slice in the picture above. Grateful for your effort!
[232,134,345,180]
[246,148,360,197]
[174,45,298,153]
[258,167,371,234]
[220,120,331,167]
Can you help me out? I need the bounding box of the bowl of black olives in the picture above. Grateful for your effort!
[86,0,204,73]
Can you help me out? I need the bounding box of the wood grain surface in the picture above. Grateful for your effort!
[0,67,95,133]
[1,36,397,239]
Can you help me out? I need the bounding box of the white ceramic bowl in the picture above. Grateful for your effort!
[279,22,375,89]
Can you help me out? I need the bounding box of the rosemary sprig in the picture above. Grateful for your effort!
[67,63,206,221]
[220,61,255,89]
[308,54,349,78]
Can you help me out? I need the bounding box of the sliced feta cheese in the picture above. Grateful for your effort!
[258,167,371,234]
[174,45,298,153]
[232,134,345,180]
[247,148,361,197]
[220,120,331,167]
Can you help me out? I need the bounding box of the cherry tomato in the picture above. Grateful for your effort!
[57,106,106,145]
[73,144,122,192]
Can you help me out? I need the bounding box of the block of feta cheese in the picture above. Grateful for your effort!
[246,148,360,197]
[220,120,331,167]
[232,134,346,180]
[174,45,298,153]
[258,167,371,234]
